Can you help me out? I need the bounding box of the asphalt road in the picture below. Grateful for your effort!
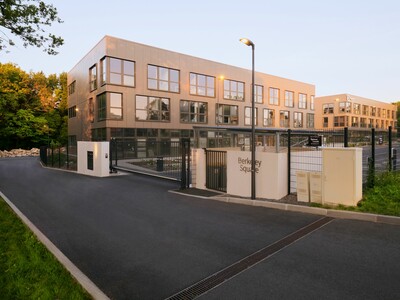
[1,157,399,300]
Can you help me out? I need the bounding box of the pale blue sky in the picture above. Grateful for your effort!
[1,0,399,102]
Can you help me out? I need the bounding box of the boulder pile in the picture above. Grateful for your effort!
[0,148,40,158]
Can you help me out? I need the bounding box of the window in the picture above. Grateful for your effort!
[89,64,97,91]
[136,95,170,121]
[339,102,351,113]
[244,107,258,126]
[360,117,367,128]
[284,91,294,107]
[269,88,279,105]
[263,109,275,127]
[88,98,94,123]
[377,108,381,117]
[109,93,122,119]
[310,95,315,110]
[353,103,361,115]
[323,103,334,114]
[97,93,106,121]
[100,57,107,85]
[369,119,374,128]
[68,106,76,118]
[293,112,303,128]
[371,106,376,116]
[306,113,314,128]
[382,109,386,119]
[216,104,238,125]
[96,92,122,121]
[298,93,307,109]
[68,81,76,95]
[107,57,135,86]
[351,116,359,127]
[323,117,329,128]
[362,105,369,116]
[254,85,263,103]
[223,79,244,100]
[334,116,348,127]
[190,73,215,97]
[148,65,179,92]
[180,100,207,123]
[279,110,290,127]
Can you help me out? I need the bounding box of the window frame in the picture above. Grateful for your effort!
[298,93,307,109]
[180,100,208,124]
[269,87,280,105]
[135,95,171,122]
[244,106,258,126]
[148,64,180,93]
[89,64,97,91]
[263,108,275,127]
[284,90,294,107]
[293,112,303,128]
[223,79,245,101]
[216,104,239,125]
[189,72,215,98]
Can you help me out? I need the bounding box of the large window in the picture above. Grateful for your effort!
[269,87,279,105]
[68,106,76,118]
[293,112,303,128]
[136,95,170,121]
[306,113,314,128]
[216,104,238,125]
[224,79,244,100]
[68,81,76,95]
[284,90,294,107]
[190,73,215,97]
[353,103,361,115]
[310,95,315,110]
[180,100,207,123]
[95,57,136,86]
[97,92,122,121]
[298,93,307,109]
[88,98,94,123]
[334,116,348,127]
[263,109,275,127]
[362,105,369,116]
[279,110,290,127]
[89,64,97,91]
[339,102,351,113]
[97,93,106,121]
[244,107,258,126]
[148,65,179,92]
[323,117,329,128]
[254,85,263,103]
[371,106,376,116]
[351,116,359,127]
[323,103,334,114]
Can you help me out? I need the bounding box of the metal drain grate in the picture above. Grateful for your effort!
[166,216,333,300]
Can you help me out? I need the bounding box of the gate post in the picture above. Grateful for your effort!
[388,126,392,171]
[180,138,187,190]
[287,129,291,195]
[344,127,349,147]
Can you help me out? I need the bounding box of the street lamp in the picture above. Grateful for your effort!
[240,37,256,200]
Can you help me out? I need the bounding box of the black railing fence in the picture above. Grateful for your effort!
[40,144,77,171]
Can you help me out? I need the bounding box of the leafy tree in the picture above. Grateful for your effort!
[0,0,63,54]
[0,63,68,149]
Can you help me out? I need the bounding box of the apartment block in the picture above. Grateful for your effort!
[68,36,316,144]
[315,94,397,130]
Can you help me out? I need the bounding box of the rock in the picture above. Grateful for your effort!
[0,148,40,158]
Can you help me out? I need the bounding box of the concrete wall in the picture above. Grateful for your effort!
[227,151,287,200]
[77,142,110,177]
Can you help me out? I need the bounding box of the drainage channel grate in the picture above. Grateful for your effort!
[165,216,333,300]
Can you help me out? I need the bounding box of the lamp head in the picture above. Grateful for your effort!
[240,38,254,47]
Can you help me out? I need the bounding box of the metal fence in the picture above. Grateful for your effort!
[40,144,77,171]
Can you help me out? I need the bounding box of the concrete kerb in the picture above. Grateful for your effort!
[173,192,400,226]
[0,191,110,300]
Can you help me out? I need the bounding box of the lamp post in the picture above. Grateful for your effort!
[240,37,256,200]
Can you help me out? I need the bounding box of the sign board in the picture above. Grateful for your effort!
[307,135,322,147]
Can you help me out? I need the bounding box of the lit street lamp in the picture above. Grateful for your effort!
[240,37,256,200]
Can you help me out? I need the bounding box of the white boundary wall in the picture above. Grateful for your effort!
[77,142,110,177]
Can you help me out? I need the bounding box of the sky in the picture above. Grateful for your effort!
[1,0,399,103]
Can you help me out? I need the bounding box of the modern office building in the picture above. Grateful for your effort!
[315,94,397,130]
[67,36,316,146]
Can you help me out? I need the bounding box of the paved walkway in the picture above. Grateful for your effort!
[1,157,400,300]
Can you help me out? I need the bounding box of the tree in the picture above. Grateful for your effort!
[0,0,63,55]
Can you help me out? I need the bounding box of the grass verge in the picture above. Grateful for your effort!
[311,171,400,217]
[0,197,92,300]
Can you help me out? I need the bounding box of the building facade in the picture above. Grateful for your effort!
[315,94,397,130]
[68,36,316,145]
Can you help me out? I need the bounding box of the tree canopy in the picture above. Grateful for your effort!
[0,63,67,150]
[0,0,63,54]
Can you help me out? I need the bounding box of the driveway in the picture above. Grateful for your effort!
[0,157,399,299]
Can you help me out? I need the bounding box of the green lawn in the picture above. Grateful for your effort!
[0,197,92,300]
